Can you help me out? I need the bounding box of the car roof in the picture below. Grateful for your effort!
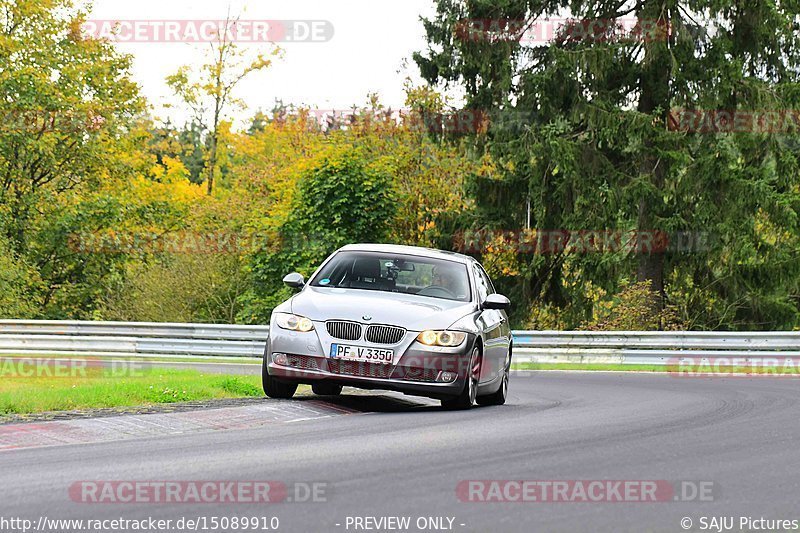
[338,243,474,265]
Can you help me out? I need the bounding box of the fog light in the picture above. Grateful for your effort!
[273,353,288,366]
[438,371,457,383]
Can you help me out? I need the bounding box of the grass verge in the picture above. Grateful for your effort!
[512,362,667,372]
[0,368,265,415]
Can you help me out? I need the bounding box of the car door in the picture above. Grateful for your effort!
[472,263,508,383]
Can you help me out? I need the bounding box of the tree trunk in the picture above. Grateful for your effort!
[635,1,672,309]
[206,133,217,196]
[206,83,223,195]
[206,113,219,196]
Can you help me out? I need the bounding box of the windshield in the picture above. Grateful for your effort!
[310,251,471,302]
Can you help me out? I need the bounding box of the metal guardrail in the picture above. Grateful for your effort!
[512,330,800,364]
[0,320,269,359]
[0,320,798,364]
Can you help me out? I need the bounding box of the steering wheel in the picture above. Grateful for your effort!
[417,286,457,299]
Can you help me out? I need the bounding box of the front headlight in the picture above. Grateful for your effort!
[417,330,467,347]
[274,312,314,332]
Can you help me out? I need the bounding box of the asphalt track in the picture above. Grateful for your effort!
[1,371,799,533]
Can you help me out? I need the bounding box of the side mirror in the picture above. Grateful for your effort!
[283,272,305,289]
[482,293,510,310]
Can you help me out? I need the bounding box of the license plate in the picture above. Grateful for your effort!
[330,344,394,364]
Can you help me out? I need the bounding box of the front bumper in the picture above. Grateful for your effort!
[266,325,475,400]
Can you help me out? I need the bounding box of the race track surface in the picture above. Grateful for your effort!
[1,371,798,533]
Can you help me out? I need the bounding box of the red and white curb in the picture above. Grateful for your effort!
[0,400,357,452]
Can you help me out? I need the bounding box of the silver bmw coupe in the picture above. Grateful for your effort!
[262,243,512,409]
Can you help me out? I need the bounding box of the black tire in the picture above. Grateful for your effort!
[312,383,343,396]
[441,346,480,410]
[262,356,298,399]
[477,356,509,406]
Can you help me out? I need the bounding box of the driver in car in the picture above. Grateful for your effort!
[431,265,463,297]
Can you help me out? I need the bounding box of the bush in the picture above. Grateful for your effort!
[0,239,42,318]
[582,280,686,331]
[240,146,397,323]
[103,254,248,324]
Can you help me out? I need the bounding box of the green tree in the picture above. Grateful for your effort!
[0,0,143,252]
[415,0,800,329]
[0,0,151,318]
[241,146,397,322]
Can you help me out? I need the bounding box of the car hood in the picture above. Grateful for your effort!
[289,287,475,331]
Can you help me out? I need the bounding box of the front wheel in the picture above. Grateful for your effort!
[441,346,480,410]
[477,360,509,406]
[262,356,298,399]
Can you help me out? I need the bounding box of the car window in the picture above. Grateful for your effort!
[473,263,495,302]
[310,251,471,302]
[479,265,495,294]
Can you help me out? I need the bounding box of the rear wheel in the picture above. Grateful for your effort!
[312,383,343,396]
[262,355,298,399]
[441,346,480,410]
